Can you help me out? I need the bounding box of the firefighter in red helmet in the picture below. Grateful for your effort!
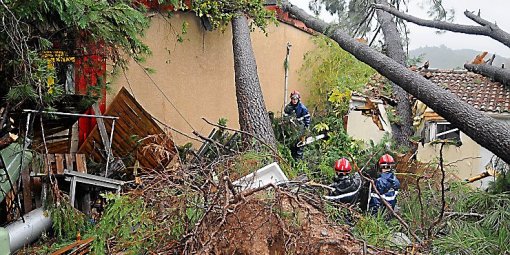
[284,90,311,160]
[325,158,362,205]
[369,154,401,215]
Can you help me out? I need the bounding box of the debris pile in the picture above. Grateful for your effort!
[124,152,393,255]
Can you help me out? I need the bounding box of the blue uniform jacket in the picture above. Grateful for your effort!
[369,172,400,213]
[284,102,311,127]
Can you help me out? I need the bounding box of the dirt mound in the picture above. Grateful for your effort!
[191,190,389,255]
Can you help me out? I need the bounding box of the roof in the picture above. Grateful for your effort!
[139,1,316,35]
[364,69,510,114]
[422,69,510,113]
[266,5,316,35]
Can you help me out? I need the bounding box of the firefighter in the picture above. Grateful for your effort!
[284,90,310,128]
[283,90,310,159]
[326,158,362,205]
[369,154,401,215]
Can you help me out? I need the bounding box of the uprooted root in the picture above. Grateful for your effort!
[187,187,379,255]
[126,153,394,255]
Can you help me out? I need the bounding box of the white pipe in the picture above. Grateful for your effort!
[5,208,51,253]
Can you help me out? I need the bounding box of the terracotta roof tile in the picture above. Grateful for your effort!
[364,69,510,113]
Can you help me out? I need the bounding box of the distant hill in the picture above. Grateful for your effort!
[409,45,510,69]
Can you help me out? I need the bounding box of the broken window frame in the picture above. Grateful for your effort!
[427,121,461,145]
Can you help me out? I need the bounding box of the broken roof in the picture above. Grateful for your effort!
[364,69,510,114]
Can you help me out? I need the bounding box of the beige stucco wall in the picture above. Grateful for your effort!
[416,133,481,182]
[416,114,510,188]
[108,12,316,145]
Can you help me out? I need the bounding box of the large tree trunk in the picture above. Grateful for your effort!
[281,1,510,164]
[374,0,414,150]
[465,63,510,87]
[373,4,510,48]
[232,14,277,149]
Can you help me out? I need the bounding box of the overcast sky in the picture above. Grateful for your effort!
[289,0,510,58]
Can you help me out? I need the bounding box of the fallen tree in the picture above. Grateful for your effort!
[373,0,414,150]
[232,13,277,149]
[281,1,510,164]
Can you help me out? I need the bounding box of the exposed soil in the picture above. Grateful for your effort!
[192,191,391,255]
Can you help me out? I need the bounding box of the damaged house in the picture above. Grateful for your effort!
[349,66,510,188]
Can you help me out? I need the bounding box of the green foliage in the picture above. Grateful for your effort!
[299,36,375,112]
[91,194,155,255]
[0,0,150,108]
[50,202,88,241]
[407,53,424,67]
[191,0,276,32]
[488,158,510,193]
[489,171,510,193]
[385,105,402,125]
[432,192,510,254]
[353,214,399,248]
[167,193,205,240]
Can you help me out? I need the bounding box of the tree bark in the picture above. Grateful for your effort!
[464,63,510,87]
[373,4,510,48]
[374,0,414,150]
[281,1,510,164]
[232,14,277,149]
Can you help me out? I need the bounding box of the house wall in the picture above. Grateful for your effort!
[108,12,316,145]
[416,115,510,188]
[416,133,481,183]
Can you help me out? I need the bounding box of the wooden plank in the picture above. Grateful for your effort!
[77,87,174,169]
[21,166,32,213]
[51,237,94,255]
[55,154,65,174]
[65,154,74,171]
[75,154,87,173]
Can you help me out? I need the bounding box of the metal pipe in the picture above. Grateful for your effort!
[5,208,51,253]
[105,119,116,177]
[283,42,292,116]
[22,109,119,120]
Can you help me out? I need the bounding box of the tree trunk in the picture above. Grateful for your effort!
[281,1,510,164]
[374,0,414,150]
[232,14,277,149]
[464,63,510,87]
[373,4,510,48]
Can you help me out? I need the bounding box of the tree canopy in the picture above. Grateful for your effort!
[0,0,151,108]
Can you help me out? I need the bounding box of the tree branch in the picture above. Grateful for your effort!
[372,4,510,48]
[464,63,510,87]
[201,117,290,166]
[427,142,447,238]
[463,10,495,27]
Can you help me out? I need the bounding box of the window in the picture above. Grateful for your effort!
[427,122,461,145]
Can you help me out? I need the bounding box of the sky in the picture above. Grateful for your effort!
[289,0,510,58]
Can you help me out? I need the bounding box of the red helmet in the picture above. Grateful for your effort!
[379,154,395,165]
[379,154,395,171]
[334,158,351,174]
[290,90,300,99]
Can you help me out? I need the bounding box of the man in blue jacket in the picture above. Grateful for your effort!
[284,90,310,159]
[369,154,400,215]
